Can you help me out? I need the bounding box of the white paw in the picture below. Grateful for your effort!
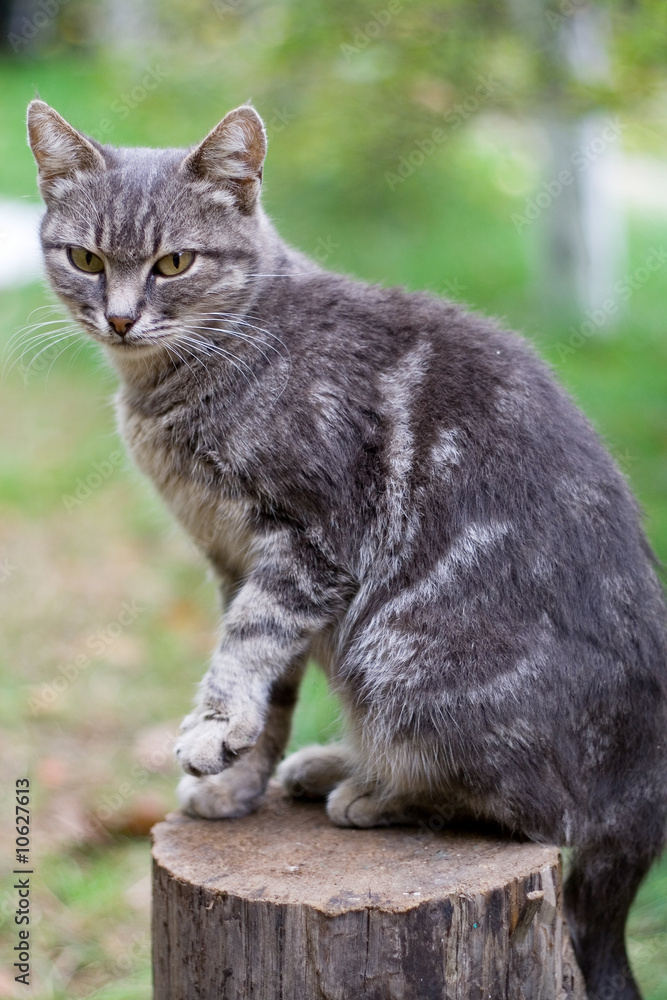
[277,743,351,799]
[177,768,266,820]
[175,706,264,777]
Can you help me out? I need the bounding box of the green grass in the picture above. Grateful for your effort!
[1,51,666,999]
[630,854,667,996]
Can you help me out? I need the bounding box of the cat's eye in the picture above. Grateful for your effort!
[68,246,104,273]
[153,251,195,277]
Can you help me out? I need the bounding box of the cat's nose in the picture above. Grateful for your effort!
[107,316,135,337]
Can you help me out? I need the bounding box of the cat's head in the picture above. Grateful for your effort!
[27,100,270,358]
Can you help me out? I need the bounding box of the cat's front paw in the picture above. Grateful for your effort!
[177,769,266,819]
[175,707,263,777]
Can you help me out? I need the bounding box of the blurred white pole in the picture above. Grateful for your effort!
[0,200,44,289]
[103,0,158,57]
[508,0,625,326]
[552,5,625,324]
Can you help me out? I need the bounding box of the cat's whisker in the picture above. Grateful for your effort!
[185,321,292,397]
[33,334,84,383]
[4,335,74,373]
[183,330,291,399]
[196,315,284,347]
[5,326,76,357]
[181,338,253,389]
[194,312,289,354]
[44,343,78,382]
[189,315,287,351]
[163,341,204,387]
[162,343,180,376]
[65,338,95,373]
[27,303,62,314]
[177,333,256,385]
[3,328,81,378]
[24,303,67,323]
[16,326,80,353]
[7,319,79,344]
[21,329,81,358]
[13,315,71,329]
[186,324,276,366]
[196,309,278,333]
[5,317,76,352]
[6,313,72,335]
[179,331,256,373]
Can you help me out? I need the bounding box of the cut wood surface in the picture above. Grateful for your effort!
[152,782,586,999]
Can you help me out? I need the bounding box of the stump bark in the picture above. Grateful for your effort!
[152,782,586,1000]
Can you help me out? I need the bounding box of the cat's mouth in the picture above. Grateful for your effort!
[93,332,147,351]
[107,336,149,349]
[92,328,171,352]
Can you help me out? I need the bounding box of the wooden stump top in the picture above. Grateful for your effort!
[152,783,586,998]
[153,781,559,915]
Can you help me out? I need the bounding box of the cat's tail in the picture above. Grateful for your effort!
[564,835,662,1000]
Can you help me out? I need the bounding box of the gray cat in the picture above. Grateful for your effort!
[27,99,666,999]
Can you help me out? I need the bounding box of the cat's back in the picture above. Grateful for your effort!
[261,268,625,503]
[263,265,579,431]
[260,272,667,663]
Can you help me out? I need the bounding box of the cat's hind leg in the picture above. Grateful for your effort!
[277,742,353,800]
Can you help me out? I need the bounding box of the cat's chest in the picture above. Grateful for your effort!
[118,399,256,580]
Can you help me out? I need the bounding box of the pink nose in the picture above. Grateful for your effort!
[107,316,135,336]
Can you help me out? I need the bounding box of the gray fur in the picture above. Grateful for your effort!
[28,99,667,1000]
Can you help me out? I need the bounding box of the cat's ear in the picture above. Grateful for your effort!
[182,105,267,212]
[27,100,105,199]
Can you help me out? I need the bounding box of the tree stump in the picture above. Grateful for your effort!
[152,782,586,1000]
